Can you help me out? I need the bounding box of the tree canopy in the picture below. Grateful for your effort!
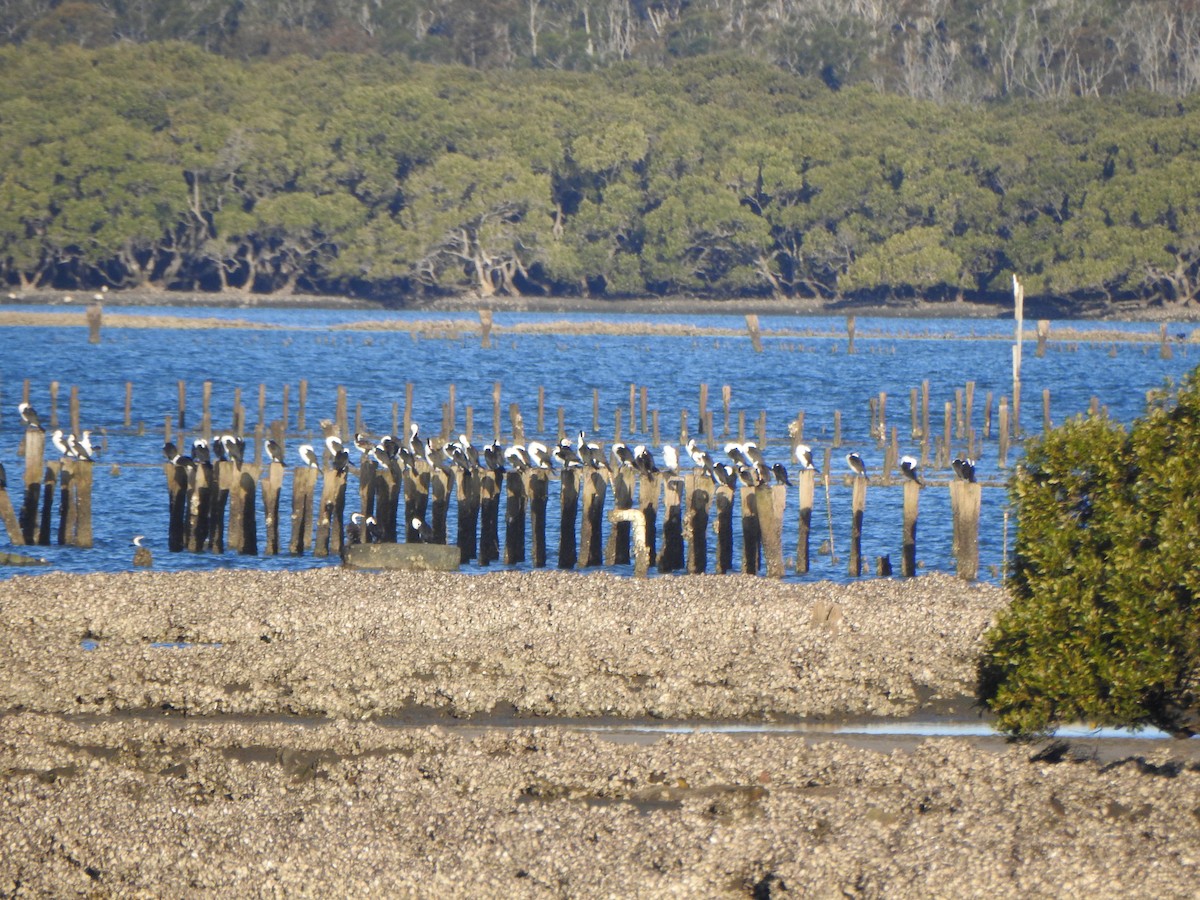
[4,42,1200,311]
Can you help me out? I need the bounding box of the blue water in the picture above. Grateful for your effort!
[1,308,1194,580]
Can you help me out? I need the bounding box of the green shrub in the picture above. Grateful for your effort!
[979,369,1200,737]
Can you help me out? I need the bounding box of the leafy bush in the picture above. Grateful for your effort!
[979,368,1200,737]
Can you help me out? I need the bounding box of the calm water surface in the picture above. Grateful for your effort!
[1,307,1194,580]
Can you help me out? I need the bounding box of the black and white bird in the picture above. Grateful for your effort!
[846,452,869,479]
[899,455,924,486]
[553,437,583,468]
[411,516,434,542]
[67,432,93,462]
[527,441,555,470]
[18,402,42,430]
[191,439,210,466]
[264,438,285,465]
[348,512,382,545]
[325,434,344,459]
[162,441,180,463]
[951,457,977,483]
[736,464,763,488]
[686,438,716,477]
[354,432,376,457]
[209,437,228,463]
[711,462,738,489]
[504,444,532,472]
[632,444,658,476]
[771,462,792,486]
[577,432,606,470]
[79,430,96,460]
[50,429,72,458]
[482,440,506,472]
[220,434,245,465]
[407,422,428,464]
[611,442,636,469]
[794,443,819,473]
[298,444,320,468]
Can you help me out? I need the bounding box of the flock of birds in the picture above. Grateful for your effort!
[158,419,979,493]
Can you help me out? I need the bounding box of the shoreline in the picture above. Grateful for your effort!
[2,568,1200,896]
[6,286,1200,322]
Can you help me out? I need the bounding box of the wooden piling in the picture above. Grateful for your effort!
[901,479,920,577]
[658,474,685,573]
[746,314,763,352]
[722,385,732,438]
[847,316,856,354]
[86,301,102,343]
[558,468,580,569]
[178,380,186,429]
[124,381,133,429]
[740,485,761,575]
[528,471,549,568]
[313,466,346,558]
[713,484,734,574]
[609,509,650,577]
[510,403,525,444]
[0,478,21,545]
[227,462,260,555]
[950,479,982,581]
[1036,319,1050,357]
[57,459,93,548]
[479,469,502,564]
[456,468,480,563]
[493,382,502,439]
[637,472,658,568]
[796,468,815,574]
[19,428,45,545]
[335,386,348,441]
[998,397,1010,467]
[684,473,710,574]
[405,467,432,543]
[578,470,607,568]
[164,461,189,552]
[848,475,867,577]
[48,382,59,429]
[185,462,212,552]
[298,379,308,433]
[1043,388,1052,433]
[479,309,493,348]
[37,461,55,546]
[606,468,634,565]
[289,466,317,555]
[538,386,546,435]
[207,459,228,553]
[504,470,527,564]
[757,482,786,578]
[261,461,285,554]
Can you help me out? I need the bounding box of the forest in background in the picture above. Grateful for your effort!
[2,37,1200,311]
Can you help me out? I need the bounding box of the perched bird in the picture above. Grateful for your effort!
[711,462,738,489]
[735,464,763,488]
[162,441,180,463]
[325,434,344,459]
[686,438,716,477]
[577,432,606,470]
[611,442,636,469]
[527,441,555,470]
[411,516,434,543]
[348,512,384,545]
[264,438,285,465]
[67,432,93,462]
[771,462,792,486]
[79,430,97,460]
[220,434,245,465]
[482,440,506,472]
[132,535,153,568]
[661,444,680,475]
[504,444,532,472]
[298,444,320,468]
[18,402,42,430]
[50,429,72,458]
[846,452,869,479]
[951,457,977,483]
[794,443,819,473]
[553,437,583,468]
[899,455,924,486]
[354,432,375,456]
[632,444,658,476]
[191,439,211,466]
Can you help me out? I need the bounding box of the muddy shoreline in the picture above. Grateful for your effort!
[3,569,1200,896]
[6,286,1200,321]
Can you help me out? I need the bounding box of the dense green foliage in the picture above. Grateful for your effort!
[6,1,1200,104]
[4,42,1200,308]
[980,370,1200,737]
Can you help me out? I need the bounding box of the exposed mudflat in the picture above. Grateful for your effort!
[2,569,1199,897]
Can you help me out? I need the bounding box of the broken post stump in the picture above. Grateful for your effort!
[609,508,649,577]
[950,479,982,581]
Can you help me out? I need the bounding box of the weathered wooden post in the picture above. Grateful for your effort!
[757,482,786,578]
[374,457,403,542]
[86,301,102,344]
[456,468,481,563]
[1036,319,1050,357]
[796,468,815,574]
[185,461,212,552]
[722,385,732,439]
[684,473,710,574]
[578,469,607,568]
[163,459,188,552]
[847,316,856,354]
[998,397,1010,468]
[0,473,21,545]
[19,427,46,545]
[848,473,867,577]
[36,461,55,546]
[427,466,450,544]
[479,309,493,348]
[1012,274,1025,436]
[658,474,685,573]
[493,382,503,439]
[745,314,763,352]
[901,478,920,577]
[289,464,317,555]
[297,379,308,433]
[335,386,348,442]
[405,466,432,543]
[606,467,634,565]
[528,470,549,568]
[713,483,735,573]
[313,466,346,559]
[637,471,658,567]
[479,469,503,564]
[57,459,94,548]
[48,382,59,430]
[1160,323,1173,360]
[1043,388,1052,433]
[950,479,982,580]
[229,462,260,555]
[504,468,527,564]
[261,461,285,554]
[609,508,649,578]
[740,484,761,575]
[558,467,580,569]
[207,458,229,553]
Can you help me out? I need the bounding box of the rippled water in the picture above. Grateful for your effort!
[1,307,1194,580]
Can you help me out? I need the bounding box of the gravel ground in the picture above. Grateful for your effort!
[2,569,1199,897]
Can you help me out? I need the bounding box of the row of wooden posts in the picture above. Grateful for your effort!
[152,436,984,579]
